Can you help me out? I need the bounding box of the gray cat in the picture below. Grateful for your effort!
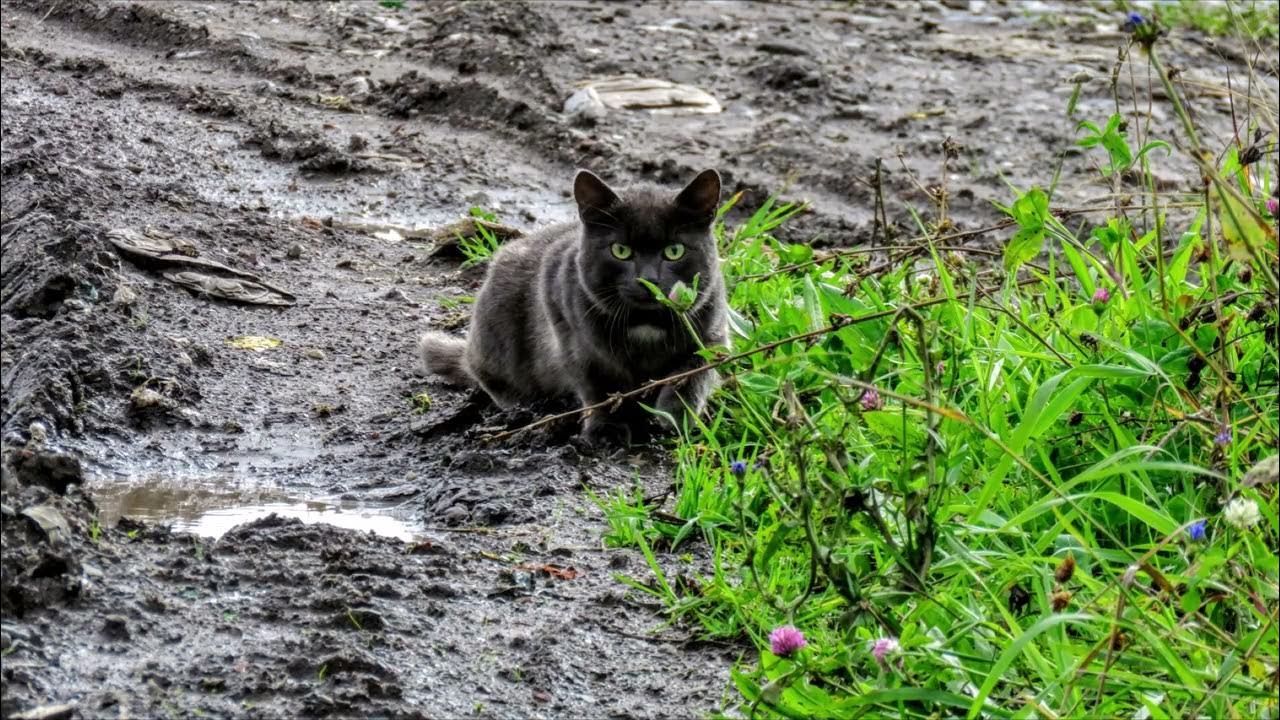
[419,169,728,445]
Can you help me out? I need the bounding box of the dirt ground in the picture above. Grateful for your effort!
[1,1,1273,718]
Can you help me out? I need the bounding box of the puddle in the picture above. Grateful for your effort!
[89,474,421,542]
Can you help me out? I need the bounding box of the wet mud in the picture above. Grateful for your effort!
[2,1,1272,717]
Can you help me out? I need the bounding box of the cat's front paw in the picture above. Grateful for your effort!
[655,385,692,431]
[581,415,632,451]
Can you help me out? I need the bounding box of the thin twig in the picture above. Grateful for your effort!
[480,297,960,443]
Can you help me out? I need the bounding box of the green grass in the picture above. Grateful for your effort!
[1142,0,1280,41]
[457,207,503,268]
[603,16,1279,720]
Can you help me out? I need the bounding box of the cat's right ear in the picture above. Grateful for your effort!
[675,169,721,223]
[574,170,621,228]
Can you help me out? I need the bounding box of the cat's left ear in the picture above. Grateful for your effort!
[574,170,621,228]
[675,169,721,222]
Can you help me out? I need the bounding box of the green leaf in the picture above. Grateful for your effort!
[1004,188,1049,270]
[967,613,1099,719]
[1005,226,1046,271]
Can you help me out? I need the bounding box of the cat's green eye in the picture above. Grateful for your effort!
[663,243,686,261]
[610,243,633,260]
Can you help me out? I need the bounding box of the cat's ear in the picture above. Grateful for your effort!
[675,169,721,222]
[574,170,621,228]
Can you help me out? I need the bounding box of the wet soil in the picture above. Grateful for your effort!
[2,1,1273,718]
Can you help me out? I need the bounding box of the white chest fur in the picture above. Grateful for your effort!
[627,324,667,344]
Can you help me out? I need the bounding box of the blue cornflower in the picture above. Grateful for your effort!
[1187,519,1207,542]
[730,460,747,477]
[1127,11,1145,26]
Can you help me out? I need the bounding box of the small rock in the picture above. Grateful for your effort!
[305,348,326,361]
[441,506,469,525]
[347,133,369,152]
[252,79,284,96]
[563,86,607,121]
[26,421,49,449]
[20,504,72,544]
[286,243,304,259]
[9,703,77,720]
[341,76,370,100]
[102,615,130,641]
[756,41,808,56]
[11,451,83,494]
[130,387,167,410]
[112,285,138,306]
[383,288,410,303]
[175,352,194,368]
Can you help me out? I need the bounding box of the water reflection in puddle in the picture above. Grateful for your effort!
[90,474,421,542]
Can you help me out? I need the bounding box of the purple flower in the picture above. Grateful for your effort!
[872,637,899,665]
[1127,11,1145,26]
[1266,197,1278,217]
[768,626,806,657]
[1214,426,1232,446]
[1092,286,1111,305]
[860,388,883,411]
[1187,519,1207,542]
[729,460,747,477]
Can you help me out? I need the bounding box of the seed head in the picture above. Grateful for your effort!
[1224,497,1261,530]
[1054,554,1076,584]
[1051,590,1073,612]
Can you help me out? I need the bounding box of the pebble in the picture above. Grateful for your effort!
[286,243,304,259]
[563,86,607,121]
[252,79,285,96]
[306,348,326,360]
[341,76,371,101]
[8,703,77,720]
[130,387,167,410]
[112,285,138,305]
[756,41,808,56]
[101,615,130,641]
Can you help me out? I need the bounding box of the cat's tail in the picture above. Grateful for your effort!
[418,332,475,387]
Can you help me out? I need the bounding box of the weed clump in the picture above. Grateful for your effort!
[599,12,1280,718]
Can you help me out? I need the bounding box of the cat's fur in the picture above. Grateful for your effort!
[419,169,728,444]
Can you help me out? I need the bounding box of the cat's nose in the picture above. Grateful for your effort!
[636,263,662,287]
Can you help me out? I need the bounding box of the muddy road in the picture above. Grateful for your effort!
[1,1,1270,718]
